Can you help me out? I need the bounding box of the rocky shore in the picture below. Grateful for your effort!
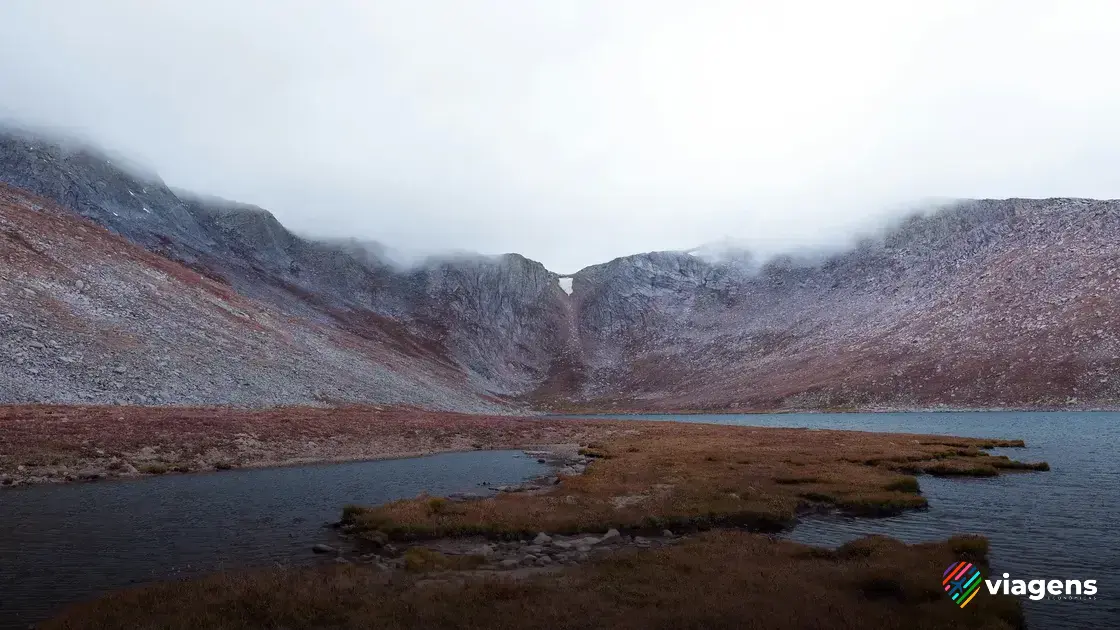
[322,527,686,575]
[0,406,610,487]
[317,448,680,575]
[313,445,632,574]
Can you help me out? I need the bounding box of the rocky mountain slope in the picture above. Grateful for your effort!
[569,201,1120,409]
[0,183,503,410]
[2,128,1118,410]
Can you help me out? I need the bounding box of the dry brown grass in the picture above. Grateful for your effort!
[344,423,1039,538]
[45,531,1024,630]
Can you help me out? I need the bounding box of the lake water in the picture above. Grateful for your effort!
[0,450,550,629]
[586,411,1120,630]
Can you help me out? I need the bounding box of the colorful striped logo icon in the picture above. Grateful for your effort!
[943,561,983,608]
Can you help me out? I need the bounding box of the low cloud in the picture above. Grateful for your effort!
[3,1,1120,271]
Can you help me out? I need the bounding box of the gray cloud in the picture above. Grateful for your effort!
[3,1,1120,272]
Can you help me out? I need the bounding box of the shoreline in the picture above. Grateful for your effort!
[1,404,1065,488]
[544,404,1120,415]
[0,445,572,489]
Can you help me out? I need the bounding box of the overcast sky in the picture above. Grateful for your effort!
[3,1,1120,272]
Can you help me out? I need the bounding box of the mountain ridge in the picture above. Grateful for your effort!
[2,128,1118,410]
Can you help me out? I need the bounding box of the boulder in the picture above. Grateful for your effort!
[311,544,336,554]
[532,532,552,545]
[601,529,621,542]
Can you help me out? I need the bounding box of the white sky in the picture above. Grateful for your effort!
[3,1,1120,272]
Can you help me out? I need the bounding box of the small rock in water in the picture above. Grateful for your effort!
[552,540,573,550]
[601,529,621,542]
[533,532,552,545]
[576,536,600,546]
[312,544,336,554]
[661,529,675,538]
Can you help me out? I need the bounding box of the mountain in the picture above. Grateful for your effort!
[2,128,1118,410]
[569,204,1120,409]
[0,181,508,410]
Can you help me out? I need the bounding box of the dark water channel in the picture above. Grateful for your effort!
[0,450,550,628]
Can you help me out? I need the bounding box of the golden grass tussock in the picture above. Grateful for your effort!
[45,530,1025,630]
[343,422,1040,539]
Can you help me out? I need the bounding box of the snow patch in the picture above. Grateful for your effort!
[558,277,574,295]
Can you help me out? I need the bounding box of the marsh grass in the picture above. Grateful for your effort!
[402,547,485,572]
[883,476,921,493]
[45,531,1025,630]
[345,424,1040,538]
[989,457,1050,471]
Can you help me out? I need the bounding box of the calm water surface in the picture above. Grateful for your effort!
[588,411,1120,629]
[0,450,550,628]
